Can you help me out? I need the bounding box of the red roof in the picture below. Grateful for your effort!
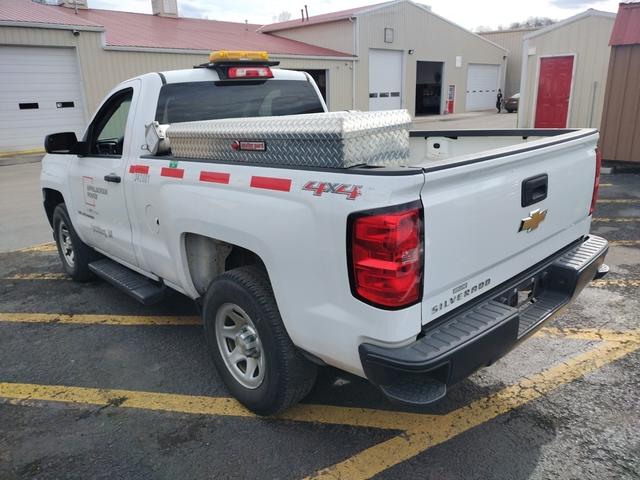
[0,0,352,57]
[0,0,100,28]
[610,2,640,46]
[260,1,393,32]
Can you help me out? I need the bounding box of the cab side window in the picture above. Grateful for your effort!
[88,88,133,157]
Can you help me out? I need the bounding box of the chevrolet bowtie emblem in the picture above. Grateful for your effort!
[519,208,548,232]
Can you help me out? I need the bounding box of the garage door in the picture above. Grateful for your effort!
[0,46,86,152]
[369,49,402,111]
[466,64,500,111]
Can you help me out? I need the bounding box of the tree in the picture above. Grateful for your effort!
[476,16,556,32]
[276,11,292,22]
[509,16,556,29]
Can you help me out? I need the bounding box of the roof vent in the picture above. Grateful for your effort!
[152,0,178,17]
[60,0,88,9]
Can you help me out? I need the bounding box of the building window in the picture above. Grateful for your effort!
[19,103,39,110]
[384,28,394,43]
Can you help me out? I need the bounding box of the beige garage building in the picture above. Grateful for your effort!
[518,9,616,129]
[0,0,507,153]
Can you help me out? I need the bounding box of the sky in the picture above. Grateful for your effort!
[87,0,621,30]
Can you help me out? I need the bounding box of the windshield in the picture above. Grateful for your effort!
[155,80,325,124]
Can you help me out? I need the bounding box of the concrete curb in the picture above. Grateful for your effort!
[0,154,43,167]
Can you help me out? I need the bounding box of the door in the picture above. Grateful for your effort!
[68,83,139,267]
[369,49,402,111]
[465,64,500,111]
[415,61,443,115]
[534,56,574,128]
[0,46,85,152]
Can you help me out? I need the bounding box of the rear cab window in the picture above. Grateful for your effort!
[155,80,324,124]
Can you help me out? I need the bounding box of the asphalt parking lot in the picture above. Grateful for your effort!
[0,174,639,479]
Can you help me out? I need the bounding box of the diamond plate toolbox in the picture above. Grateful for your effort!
[166,110,411,168]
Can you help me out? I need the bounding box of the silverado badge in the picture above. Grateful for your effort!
[519,208,548,232]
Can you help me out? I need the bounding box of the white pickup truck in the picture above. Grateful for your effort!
[41,51,609,415]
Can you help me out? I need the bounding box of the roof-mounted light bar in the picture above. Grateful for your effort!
[209,50,270,62]
[194,50,280,79]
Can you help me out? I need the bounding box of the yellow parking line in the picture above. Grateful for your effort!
[0,382,254,419]
[1,328,638,479]
[1,330,637,436]
[610,240,640,247]
[5,273,69,281]
[0,148,44,158]
[0,312,201,326]
[14,242,57,253]
[598,199,640,204]
[306,334,640,479]
[599,183,612,187]
[538,326,639,343]
[0,380,424,431]
[591,279,640,288]
[593,217,639,222]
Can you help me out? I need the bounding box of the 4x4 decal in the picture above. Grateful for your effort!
[302,181,362,200]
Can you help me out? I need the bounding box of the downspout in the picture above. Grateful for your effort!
[350,16,358,109]
[518,38,529,128]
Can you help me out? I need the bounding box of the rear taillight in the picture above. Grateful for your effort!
[589,148,602,215]
[227,66,273,79]
[348,203,423,309]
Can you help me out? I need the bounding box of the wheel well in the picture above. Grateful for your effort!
[43,189,65,227]
[184,233,266,296]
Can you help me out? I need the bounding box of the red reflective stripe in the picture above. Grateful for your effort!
[129,165,149,174]
[250,176,291,192]
[200,171,230,184]
[160,167,184,179]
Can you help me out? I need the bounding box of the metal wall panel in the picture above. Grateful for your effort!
[520,15,614,128]
[269,20,355,55]
[480,28,536,97]
[599,45,640,163]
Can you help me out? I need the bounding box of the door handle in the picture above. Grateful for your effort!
[104,173,121,183]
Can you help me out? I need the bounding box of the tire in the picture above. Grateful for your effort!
[52,204,98,282]
[202,265,317,415]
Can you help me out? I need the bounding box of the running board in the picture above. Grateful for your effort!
[89,258,165,305]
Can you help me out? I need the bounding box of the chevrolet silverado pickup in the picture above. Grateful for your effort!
[40,51,609,415]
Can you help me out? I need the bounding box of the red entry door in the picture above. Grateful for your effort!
[534,56,574,128]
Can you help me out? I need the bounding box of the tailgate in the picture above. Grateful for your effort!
[419,130,598,325]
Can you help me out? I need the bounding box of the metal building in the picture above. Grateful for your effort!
[518,9,616,129]
[0,0,507,153]
[263,1,507,116]
[479,27,537,98]
[599,2,640,164]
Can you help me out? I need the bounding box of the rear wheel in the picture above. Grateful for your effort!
[203,265,317,415]
[52,204,98,282]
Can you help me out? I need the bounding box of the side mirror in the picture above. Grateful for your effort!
[44,132,78,154]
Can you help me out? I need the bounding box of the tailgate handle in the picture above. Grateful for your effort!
[522,174,548,207]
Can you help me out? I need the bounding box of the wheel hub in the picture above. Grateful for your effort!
[236,326,260,358]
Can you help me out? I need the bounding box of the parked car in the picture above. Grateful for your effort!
[40,51,608,415]
[505,92,520,113]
